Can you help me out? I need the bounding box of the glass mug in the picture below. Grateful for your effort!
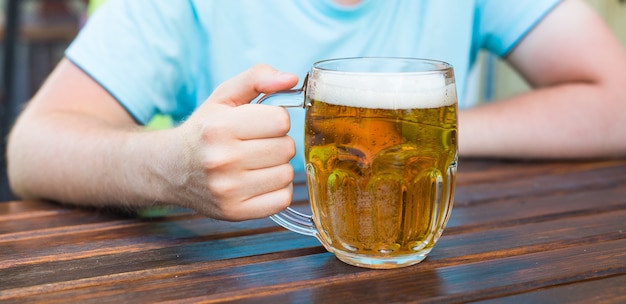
[258,57,458,269]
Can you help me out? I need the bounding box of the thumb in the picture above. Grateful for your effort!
[207,64,299,107]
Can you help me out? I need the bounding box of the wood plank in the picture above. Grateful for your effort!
[434,209,626,262]
[475,274,626,304]
[5,181,621,251]
[0,217,296,269]
[223,238,626,304]
[2,160,625,303]
[457,159,626,185]
[1,180,623,279]
[0,200,71,222]
[1,206,623,301]
[0,230,323,289]
[455,162,626,206]
[446,184,626,233]
[5,237,623,303]
[0,210,141,236]
[2,186,623,271]
[0,22,78,41]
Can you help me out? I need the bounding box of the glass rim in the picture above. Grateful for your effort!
[312,57,453,75]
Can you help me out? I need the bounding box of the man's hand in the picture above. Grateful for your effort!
[169,65,299,220]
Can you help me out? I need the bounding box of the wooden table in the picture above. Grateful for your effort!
[1,159,625,303]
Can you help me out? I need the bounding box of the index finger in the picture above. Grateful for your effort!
[208,64,299,107]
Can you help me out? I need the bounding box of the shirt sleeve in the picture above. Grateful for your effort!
[65,0,204,124]
[475,0,562,57]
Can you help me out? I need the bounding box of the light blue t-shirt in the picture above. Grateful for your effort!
[66,0,560,171]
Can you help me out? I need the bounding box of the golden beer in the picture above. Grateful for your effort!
[304,69,458,268]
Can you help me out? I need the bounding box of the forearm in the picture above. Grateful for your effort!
[7,112,182,209]
[459,82,626,159]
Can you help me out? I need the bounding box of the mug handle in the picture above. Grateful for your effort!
[256,74,317,236]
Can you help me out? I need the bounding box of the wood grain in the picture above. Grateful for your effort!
[1,159,625,303]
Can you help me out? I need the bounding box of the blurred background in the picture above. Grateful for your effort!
[468,0,626,106]
[1,0,87,201]
[0,0,625,201]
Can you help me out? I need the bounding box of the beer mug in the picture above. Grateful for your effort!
[258,57,458,269]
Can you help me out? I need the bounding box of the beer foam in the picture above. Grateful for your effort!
[309,72,456,109]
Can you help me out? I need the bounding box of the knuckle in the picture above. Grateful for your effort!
[201,144,238,171]
[252,105,291,135]
[273,187,293,212]
[205,185,243,221]
[245,64,273,84]
[284,137,296,159]
[201,153,231,171]
[200,119,230,141]
[214,205,242,222]
[205,178,237,199]
[276,108,291,133]
[250,63,272,74]
[280,163,295,183]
